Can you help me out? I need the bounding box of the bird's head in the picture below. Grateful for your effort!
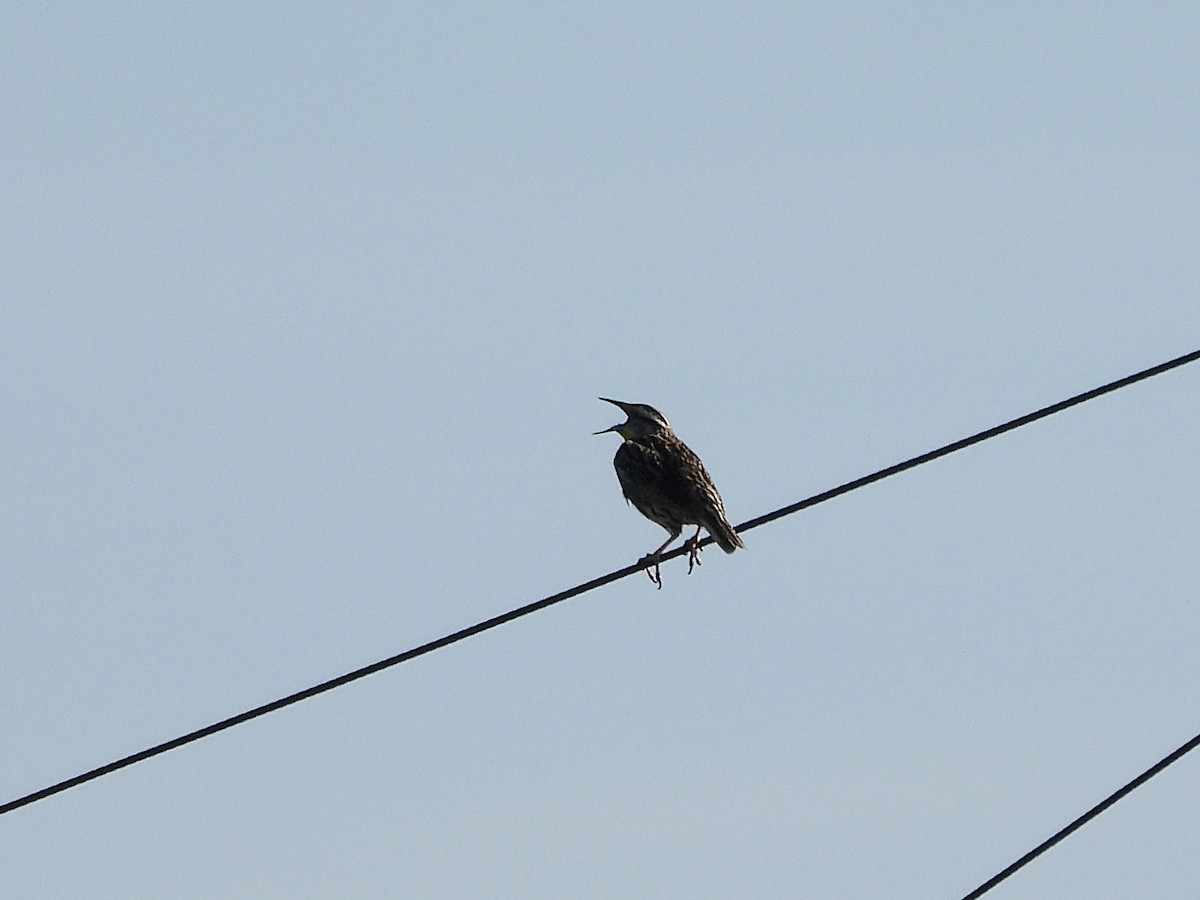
[594,398,673,440]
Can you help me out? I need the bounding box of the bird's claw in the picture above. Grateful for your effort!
[638,554,663,589]
[685,536,703,574]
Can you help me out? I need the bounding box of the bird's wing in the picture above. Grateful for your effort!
[662,439,728,517]
[615,437,723,519]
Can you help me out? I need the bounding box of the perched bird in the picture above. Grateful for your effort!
[595,398,744,587]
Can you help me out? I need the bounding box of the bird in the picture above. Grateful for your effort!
[595,397,744,587]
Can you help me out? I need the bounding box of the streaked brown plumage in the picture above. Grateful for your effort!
[595,398,744,587]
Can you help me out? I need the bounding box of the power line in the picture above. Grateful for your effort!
[2,348,1198,820]
[737,347,1200,533]
[961,729,1200,899]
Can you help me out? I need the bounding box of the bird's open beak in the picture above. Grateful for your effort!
[595,397,630,435]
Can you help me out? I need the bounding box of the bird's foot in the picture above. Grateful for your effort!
[638,554,663,589]
[685,536,703,574]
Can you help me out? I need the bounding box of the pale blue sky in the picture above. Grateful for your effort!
[4,4,1200,898]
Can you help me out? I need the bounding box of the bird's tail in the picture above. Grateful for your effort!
[707,514,745,554]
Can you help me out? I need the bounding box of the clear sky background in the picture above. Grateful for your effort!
[4,4,1200,898]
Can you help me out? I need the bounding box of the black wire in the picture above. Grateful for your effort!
[961,730,1200,899]
[2,348,1198,820]
[735,347,1200,534]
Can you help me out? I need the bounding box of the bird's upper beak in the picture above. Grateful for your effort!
[594,397,630,436]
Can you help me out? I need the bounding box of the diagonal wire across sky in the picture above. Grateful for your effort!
[5,348,1199,897]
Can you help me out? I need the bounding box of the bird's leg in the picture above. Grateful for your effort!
[684,526,703,574]
[639,531,680,589]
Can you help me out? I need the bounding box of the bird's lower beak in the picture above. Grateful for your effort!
[593,424,620,436]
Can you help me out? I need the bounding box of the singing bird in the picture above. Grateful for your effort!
[595,398,744,587]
